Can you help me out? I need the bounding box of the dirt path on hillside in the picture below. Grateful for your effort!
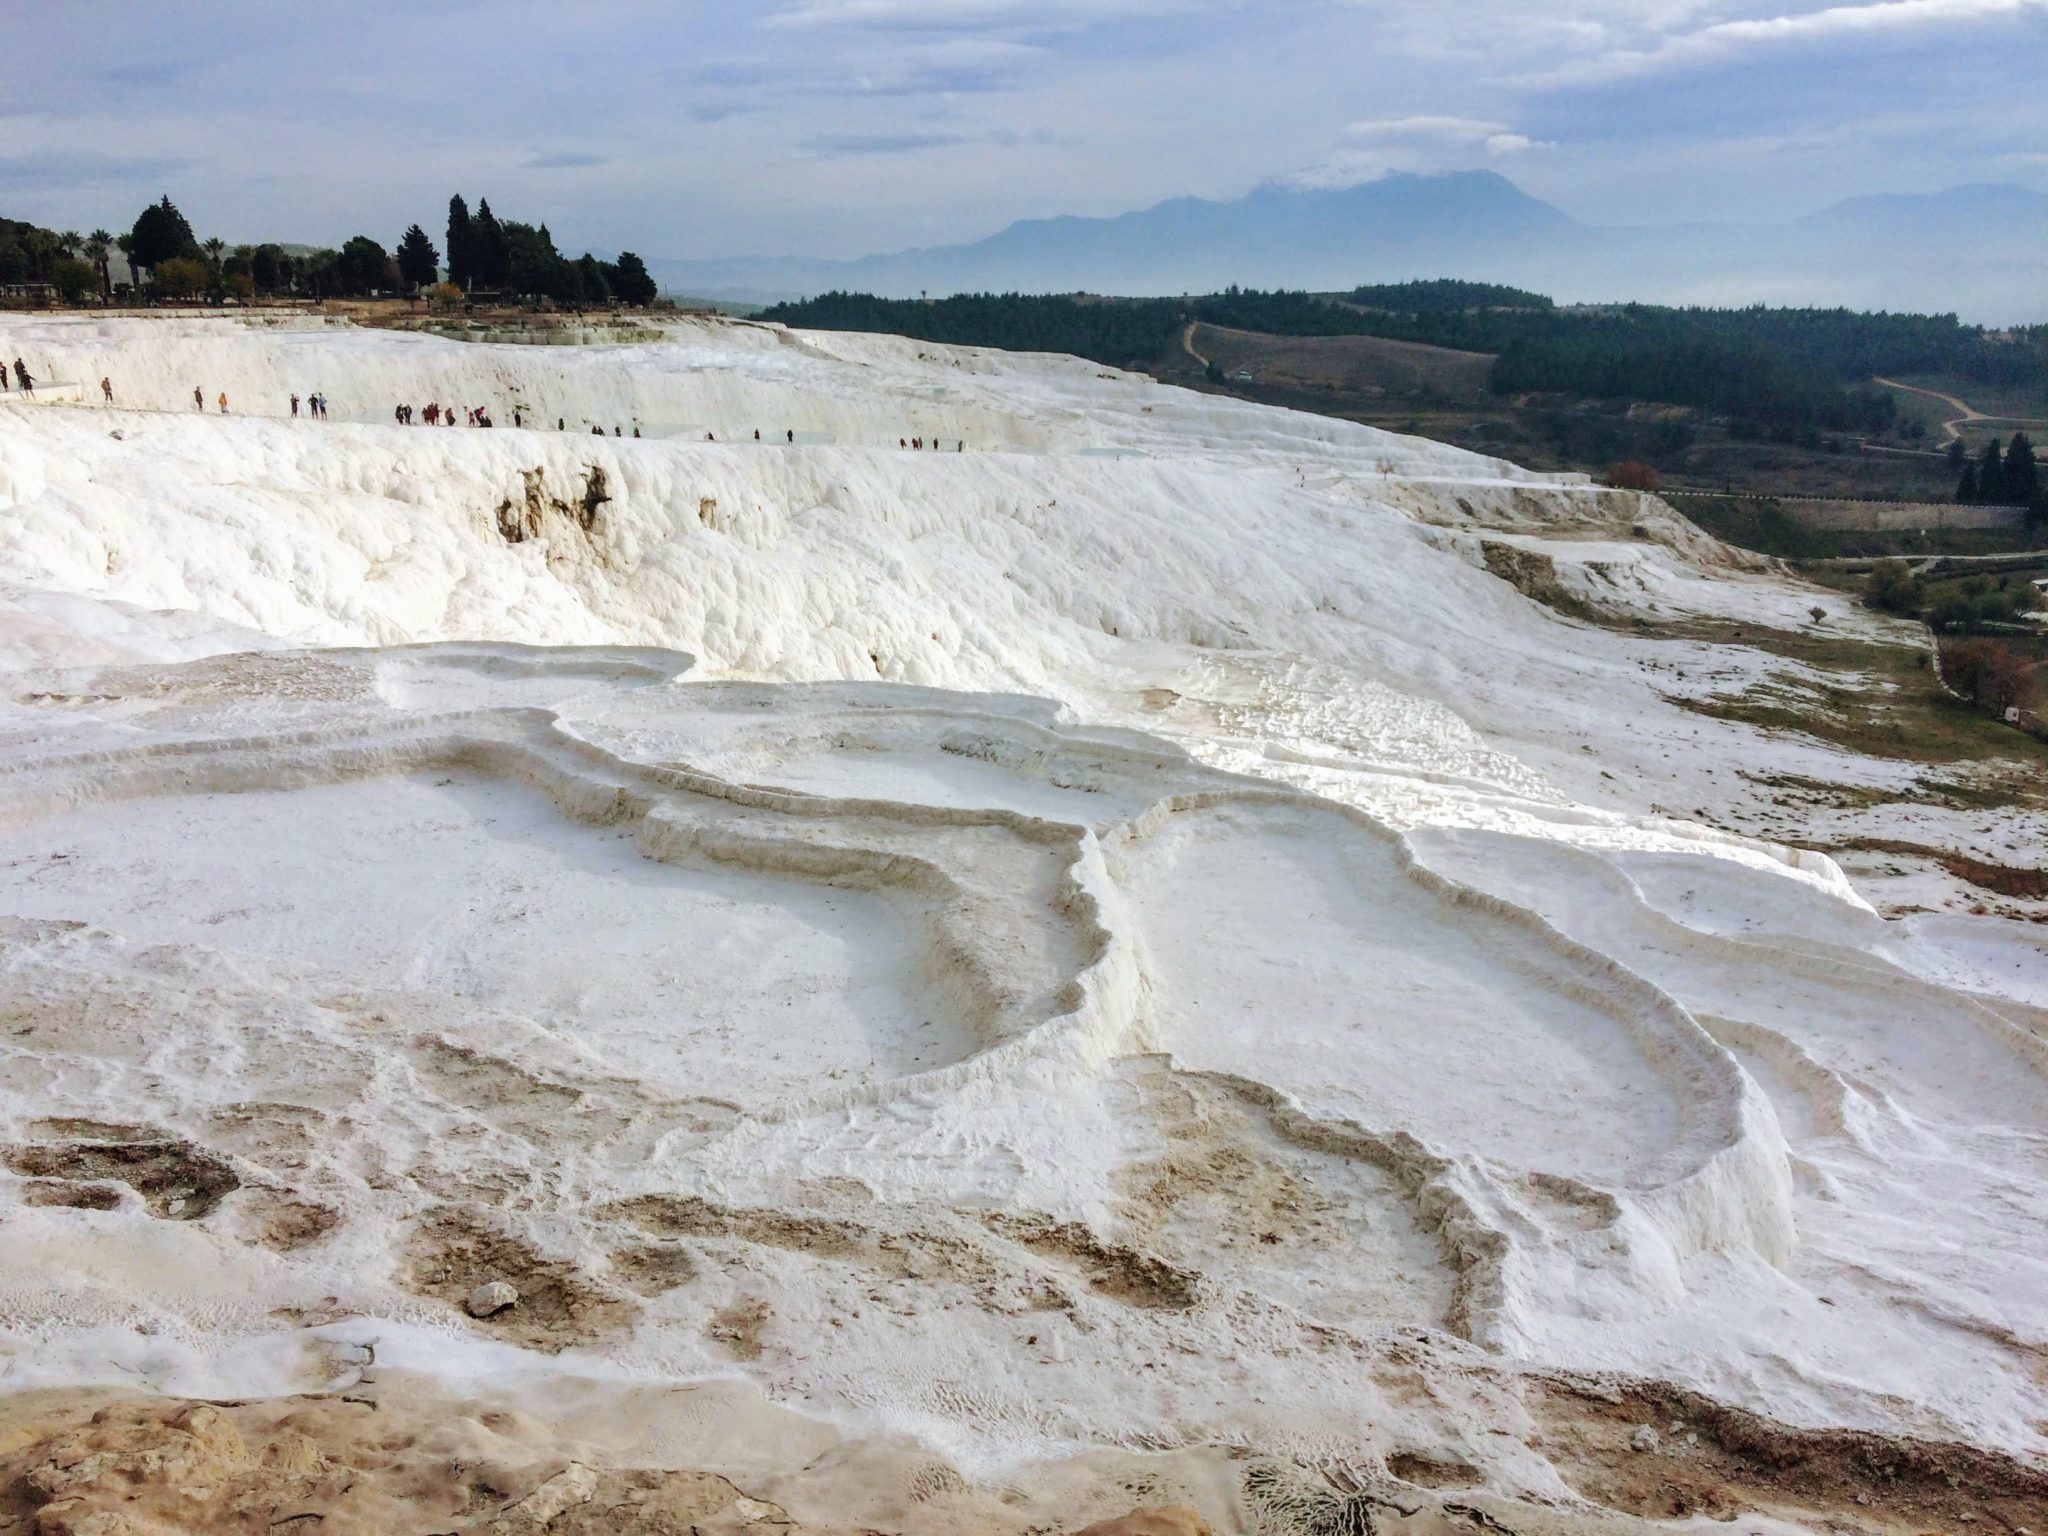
[1877,375,2047,445]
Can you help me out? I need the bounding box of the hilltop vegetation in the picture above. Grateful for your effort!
[1349,279,1553,312]
[752,290,1186,366]
[762,286,2046,437]
[1,194,657,308]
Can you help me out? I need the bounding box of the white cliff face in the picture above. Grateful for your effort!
[0,315,2042,1507]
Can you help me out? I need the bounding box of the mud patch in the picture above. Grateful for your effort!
[20,1180,122,1211]
[204,1101,337,1168]
[1534,1376,2048,1529]
[3,1135,240,1220]
[610,1195,1068,1311]
[707,1297,772,1360]
[1241,1462,1386,1536]
[1112,1072,1321,1246]
[1839,837,2048,901]
[0,1389,794,1536]
[985,1215,1200,1311]
[1479,541,1602,623]
[411,1036,587,1115]
[403,1208,637,1352]
[238,1189,343,1252]
[1384,1451,1480,1490]
[610,1194,874,1262]
[607,1242,698,1297]
[26,1117,159,1143]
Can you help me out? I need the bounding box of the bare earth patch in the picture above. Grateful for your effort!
[1533,1376,2048,1530]
[402,1208,638,1352]
[3,1134,240,1221]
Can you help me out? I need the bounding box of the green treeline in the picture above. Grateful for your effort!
[762,287,2047,434]
[443,195,656,307]
[1349,279,1553,312]
[1,193,657,306]
[1486,319,1899,433]
[1953,433,2040,505]
[757,291,1188,364]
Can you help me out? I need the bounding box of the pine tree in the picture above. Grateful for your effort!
[129,195,198,279]
[609,252,657,306]
[1976,439,2005,505]
[2003,432,2039,506]
[446,195,473,290]
[576,253,610,306]
[396,224,440,291]
[335,236,392,296]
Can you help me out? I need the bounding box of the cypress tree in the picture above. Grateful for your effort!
[446,195,473,290]
[1976,439,2005,505]
[472,198,509,289]
[2003,432,2038,506]
[1957,464,1979,504]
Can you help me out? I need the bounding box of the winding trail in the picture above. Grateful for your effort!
[1877,376,2047,446]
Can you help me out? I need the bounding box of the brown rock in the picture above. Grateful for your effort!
[1077,1507,1213,1536]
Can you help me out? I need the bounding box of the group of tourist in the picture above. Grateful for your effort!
[8,370,970,454]
[391,403,502,427]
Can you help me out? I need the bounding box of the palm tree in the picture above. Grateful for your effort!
[85,231,112,300]
[58,231,83,257]
[115,233,137,295]
[201,237,226,303]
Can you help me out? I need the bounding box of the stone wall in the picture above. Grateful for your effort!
[1668,492,2027,532]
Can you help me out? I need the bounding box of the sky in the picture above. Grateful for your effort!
[3,0,2044,262]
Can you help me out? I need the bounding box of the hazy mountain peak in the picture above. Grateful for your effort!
[653,172,2047,323]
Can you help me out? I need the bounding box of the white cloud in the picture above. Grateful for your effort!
[1543,0,2048,82]
[1345,115,1513,142]
[1302,115,1548,182]
[767,0,1240,30]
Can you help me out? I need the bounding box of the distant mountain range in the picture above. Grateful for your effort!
[650,171,2048,324]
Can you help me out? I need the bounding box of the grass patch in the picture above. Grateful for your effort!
[1658,622,2048,772]
[1837,839,2048,902]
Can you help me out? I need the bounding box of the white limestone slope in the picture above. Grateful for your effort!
[0,315,2042,1509]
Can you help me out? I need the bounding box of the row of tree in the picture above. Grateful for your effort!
[0,215,114,302]
[1,194,659,307]
[444,196,656,306]
[1953,432,2040,505]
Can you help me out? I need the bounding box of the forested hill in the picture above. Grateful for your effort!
[760,291,1186,368]
[760,287,2048,433]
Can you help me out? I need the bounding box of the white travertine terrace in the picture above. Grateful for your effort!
[0,315,2042,1516]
